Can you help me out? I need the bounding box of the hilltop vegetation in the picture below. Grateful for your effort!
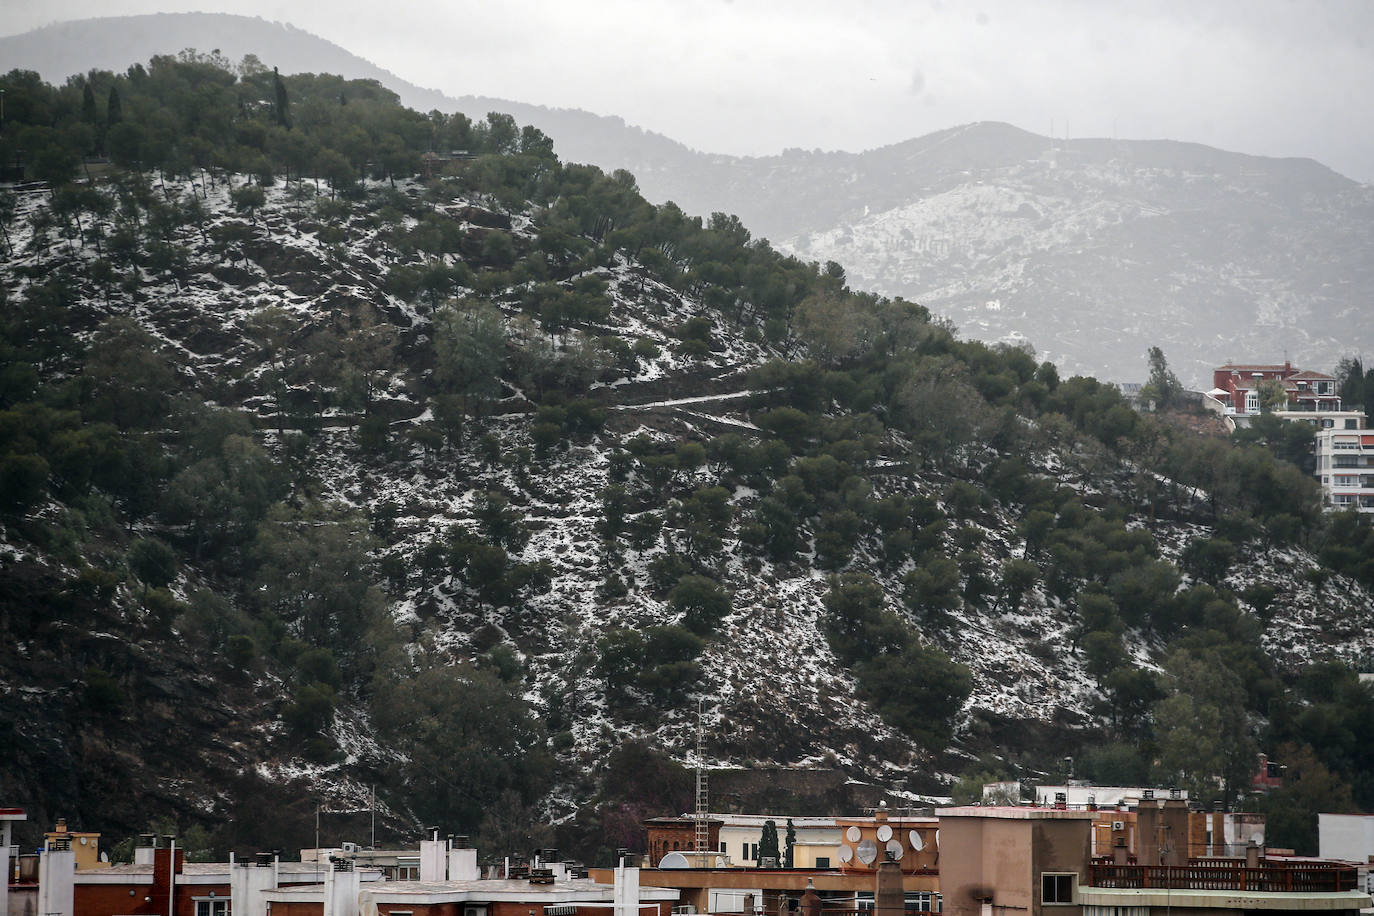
[1,54,1372,858]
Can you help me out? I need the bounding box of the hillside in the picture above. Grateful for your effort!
[2,58,1374,859]
[10,15,1373,386]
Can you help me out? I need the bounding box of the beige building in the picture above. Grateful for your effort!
[937,805,1368,916]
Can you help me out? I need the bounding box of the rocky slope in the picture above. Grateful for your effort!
[3,169,1373,849]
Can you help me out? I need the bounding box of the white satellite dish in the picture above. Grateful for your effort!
[1250,832,1264,846]
[838,845,854,864]
[846,826,862,842]
[876,824,893,842]
[934,829,940,850]
[659,852,690,869]
[885,840,904,861]
[856,839,878,865]
[909,831,925,851]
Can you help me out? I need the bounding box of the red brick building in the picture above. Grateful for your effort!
[1211,362,1341,415]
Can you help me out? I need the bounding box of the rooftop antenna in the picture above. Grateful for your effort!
[370,785,375,849]
[694,698,708,857]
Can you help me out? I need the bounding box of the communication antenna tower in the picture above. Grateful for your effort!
[694,699,709,855]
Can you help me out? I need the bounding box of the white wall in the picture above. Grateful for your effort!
[231,860,279,916]
[1319,813,1374,861]
[38,847,74,916]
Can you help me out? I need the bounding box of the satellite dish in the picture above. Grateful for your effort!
[838,845,854,864]
[876,825,893,842]
[1250,832,1264,846]
[659,852,690,869]
[885,840,904,861]
[714,856,727,867]
[856,839,878,865]
[909,831,925,851]
[934,829,940,852]
[846,826,862,842]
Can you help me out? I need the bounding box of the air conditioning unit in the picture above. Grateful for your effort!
[1111,821,1125,832]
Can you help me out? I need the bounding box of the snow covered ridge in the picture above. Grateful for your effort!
[775,147,1374,388]
[4,172,1373,823]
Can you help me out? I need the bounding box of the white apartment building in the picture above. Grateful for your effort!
[1315,427,1374,513]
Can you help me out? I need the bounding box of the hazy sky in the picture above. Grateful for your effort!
[6,0,1373,181]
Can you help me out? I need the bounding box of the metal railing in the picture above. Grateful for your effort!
[1088,863,1358,893]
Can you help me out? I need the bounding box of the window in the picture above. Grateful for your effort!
[1042,873,1076,905]
[195,901,229,916]
[720,841,727,854]
[815,857,830,868]
[1346,419,1360,429]
[1245,392,1259,413]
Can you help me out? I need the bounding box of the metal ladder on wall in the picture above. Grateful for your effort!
[694,699,709,856]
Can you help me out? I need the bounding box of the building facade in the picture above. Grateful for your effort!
[1315,428,1374,513]
[937,805,1367,916]
[1210,363,1342,417]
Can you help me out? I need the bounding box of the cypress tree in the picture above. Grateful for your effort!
[758,819,780,866]
[106,85,122,127]
[272,66,290,128]
[81,82,98,124]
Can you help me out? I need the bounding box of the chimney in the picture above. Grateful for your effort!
[39,835,76,916]
[1136,800,1160,865]
[135,834,158,866]
[613,862,640,916]
[1246,841,1261,868]
[152,839,184,916]
[324,857,360,916]
[448,843,479,881]
[419,828,446,882]
[1112,838,1128,866]
[232,854,279,916]
[801,879,820,916]
[875,860,903,916]
[1161,795,1189,867]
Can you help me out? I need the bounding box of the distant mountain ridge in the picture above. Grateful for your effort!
[6,13,1372,384]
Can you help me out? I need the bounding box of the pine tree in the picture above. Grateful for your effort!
[783,819,796,868]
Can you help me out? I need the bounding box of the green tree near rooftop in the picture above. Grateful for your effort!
[758,819,780,866]
[1140,345,1184,409]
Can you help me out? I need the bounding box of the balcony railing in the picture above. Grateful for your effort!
[1088,863,1358,893]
